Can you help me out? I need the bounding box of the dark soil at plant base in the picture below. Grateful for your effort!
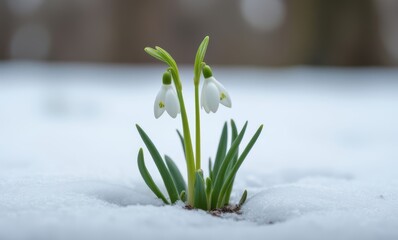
[184,204,242,217]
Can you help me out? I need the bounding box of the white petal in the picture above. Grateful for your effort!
[154,86,166,119]
[204,80,220,113]
[165,88,180,118]
[201,81,210,113]
[212,77,232,108]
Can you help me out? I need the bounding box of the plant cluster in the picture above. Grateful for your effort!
[136,36,263,211]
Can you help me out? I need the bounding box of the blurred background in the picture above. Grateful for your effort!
[1,0,398,183]
[1,0,398,66]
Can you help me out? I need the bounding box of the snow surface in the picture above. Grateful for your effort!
[1,62,398,240]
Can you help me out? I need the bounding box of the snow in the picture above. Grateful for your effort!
[1,62,398,240]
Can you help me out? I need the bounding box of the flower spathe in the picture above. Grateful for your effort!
[201,65,231,113]
[154,83,180,118]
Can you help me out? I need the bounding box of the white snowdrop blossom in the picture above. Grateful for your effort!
[201,67,231,113]
[154,84,180,119]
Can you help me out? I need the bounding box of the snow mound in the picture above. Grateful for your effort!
[243,177,398,226]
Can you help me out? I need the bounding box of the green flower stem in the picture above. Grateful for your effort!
[193,36,209,171]
[194,83,201,170]
[173,73,196,206]
[193,62,206,171]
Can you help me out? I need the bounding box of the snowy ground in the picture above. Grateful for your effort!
[1,62,398,240]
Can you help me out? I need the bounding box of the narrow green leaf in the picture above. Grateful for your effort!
[211,121,248,209]
[164,155,187,196]
[213,122,228,180]
[194,171,208,210]
[176,130,186,157]
[222,177,234,206]
[222,119,240,205]
[144,47,166,63]
[205,177,212,196]
[136,124,179,203]
[238,190,248,207]
[137,148,169,204]
[218,125,263,206]
[205,177,212,209]
[208,158,213,180]
[231,119,239,164]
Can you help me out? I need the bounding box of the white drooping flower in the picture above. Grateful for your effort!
[154,72,180,119]
[201,65,231,113]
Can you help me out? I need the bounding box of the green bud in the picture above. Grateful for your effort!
[202,65,213,78]
[179,190,186,202]
[196,169,204,178]
[162,71,172,85]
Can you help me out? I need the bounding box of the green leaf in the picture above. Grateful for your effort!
[176,130,186,157]
[164,155,187,197]
[136,124,179,203]
[238,190,248,207]
[222,178,234,206]
[144,47,166,63]
[218,125,263,206]
[230,119,239,164]
[208,158,213,180]
[194,171,208,210]
[212,122,228,180]
[222,119,240,205]
[137,148,169,204]
[194,36,209,84]
[205,177,212,206]
[211,121,248,209]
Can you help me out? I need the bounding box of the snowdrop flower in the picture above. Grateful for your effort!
[154,72,180,119]
[201,65,231,113]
